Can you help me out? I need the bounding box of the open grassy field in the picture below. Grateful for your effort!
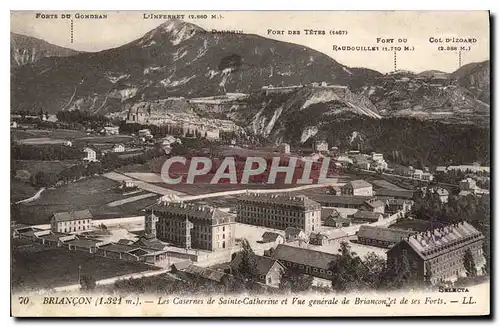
[12,243,158,290]
[11,179,38,203]
[14,176,147,225]
[11,129,87,141]
[388,218,446,232]
[75,135,135,144]
[14,160,80,176]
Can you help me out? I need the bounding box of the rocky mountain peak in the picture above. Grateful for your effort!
[136,19,205,47]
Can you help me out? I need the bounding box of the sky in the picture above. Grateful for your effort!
[10,11,490,73]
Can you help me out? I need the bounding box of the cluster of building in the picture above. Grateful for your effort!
[458,178,489,197]
[13,210,170,265]
[82,143,129,162]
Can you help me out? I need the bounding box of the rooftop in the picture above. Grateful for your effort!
[239,193,321,210]
[312,195,373,206]
[52,210,93,223]
[358,225,416,244]
[273,244,339,270]
[343,180,372,189]
[148,202,235,225]
[230,253,282,276]
[352,211,383,220]
[405,222,484,259]
[262,232,284,242]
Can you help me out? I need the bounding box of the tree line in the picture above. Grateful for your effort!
[16,147,165,189]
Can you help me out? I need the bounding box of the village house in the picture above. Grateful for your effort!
[355,158,371,170]
[351,211,383,224]
[176,264,234,290]
[341,180,373,196]
[357,225,416,248]
[362,199,385,213]
[284,227,307,242]
[103,126,120,135]
[113,144,125,153]
[460,178,477,192]
[50,210,93,233]
[387,222,485,284]
[436,166,447,173]
[237,193,322,235]
[83,147,97,162]
[371,152,384,162]
[385,198,414,213]
[312,139,329,153]
[261,232,285,246]
[278,143,291,154]
[309,232,329,246]
[145,202,236,251]
[324,214,352,228]
[230,253,285,288]
[272,244,339,280]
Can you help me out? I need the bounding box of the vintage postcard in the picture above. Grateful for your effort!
[10,10,490,317]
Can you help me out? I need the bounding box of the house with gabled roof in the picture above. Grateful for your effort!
[230,253,285,287]
[341,180,373,196]
[272,244,340,280]
[51,210,93,233]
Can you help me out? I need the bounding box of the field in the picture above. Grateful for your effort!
[75,135,135,144]
[370,179,406,190]
[14,160,81,176]
[11,129,87,141]
[11,179,38,203]
[14,176,151,225]
[388,218,445,232]
[12,242,158,290]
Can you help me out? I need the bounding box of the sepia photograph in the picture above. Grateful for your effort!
[9,10,491,317]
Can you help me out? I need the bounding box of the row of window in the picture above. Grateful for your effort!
[238,206,310,217]
[283,261,333,275]
[56,219,91,226]
[58,225,89,233]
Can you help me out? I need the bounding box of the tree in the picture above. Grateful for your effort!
[235,239,258,282]
[463,249,477,278]
[329,241,368,292]
[362,252,386,288]
[279,269,313,293]
[80,275,96,291]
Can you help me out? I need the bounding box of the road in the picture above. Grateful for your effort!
[15,187,45,204]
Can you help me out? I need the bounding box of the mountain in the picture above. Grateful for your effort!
[11,33,80,67]
[359,63,490,125]
[10,20,381,114]
[451,60,490,103]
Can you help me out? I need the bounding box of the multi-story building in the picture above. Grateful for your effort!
[341,180,373,196]
[387,222,485,284]
[51,210,93,233]
[83,147,97,162]
[145,202,235,251]
[237,193,321,235]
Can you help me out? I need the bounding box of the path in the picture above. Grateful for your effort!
[52,268,168,292]
[15,187,46,204]
[102,172,186,196]
[107,193,157,207]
